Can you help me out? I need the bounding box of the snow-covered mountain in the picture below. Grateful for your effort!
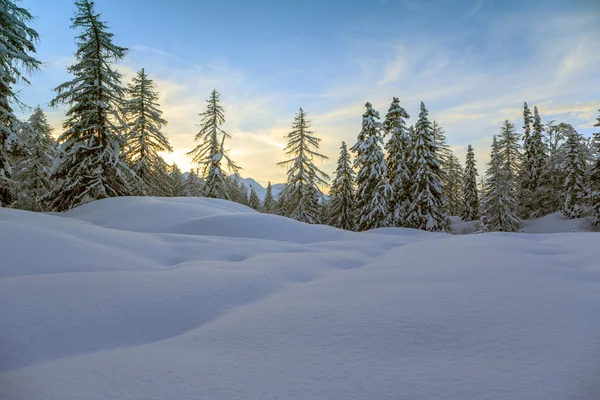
[233,176,285,201]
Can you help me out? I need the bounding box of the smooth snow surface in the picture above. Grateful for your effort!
[1,197,600,400]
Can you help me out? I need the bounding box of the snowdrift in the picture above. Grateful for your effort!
[1,197,599,400]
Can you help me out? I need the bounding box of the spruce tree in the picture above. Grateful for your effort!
[406,102,450,232]
[538,120,568,214]
[167,164,185,197]
[562,128,585,219]
[184,169,203,197]
[497,120,521,186]
[12,109,57,210]
[461,144,479,221]
[482,135,522,232]
[445,153,464,216]
[188,89,240,200]
[591,110,600,226]
[383,97,411,226]
[0,0,40,206]
[326,141,356,230]
[520,105,547,218]
[248,186,261,210]
[123,68,172,196]
[45,0,135,211]
[277,108,329,224]
[262,182,276,214]
[351,102,389,231]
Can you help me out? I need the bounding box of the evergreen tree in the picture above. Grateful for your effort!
[188,89,240,200]
[351,102,389,231]
[445,153,464,216]
[562,128,585,219]
[482,135,522,232]
[277,108,329,224]
[0,0,40,206]
[538,120,568,214]
[262,182,276,214]
[326,141,356,230]
[519,104,547,218]
[12,109,57,210]
[591,110,600,226]
[461,144,479,221]
[167,163,185,197]
[123,68,172,196]
[406,102,450,232]
[383,97,411,226]
[45,0,134,211]
[248,186,261,210]
[184,169,203,197]
[497,120,521,185]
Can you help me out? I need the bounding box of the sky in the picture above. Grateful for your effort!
[15,0,600,186]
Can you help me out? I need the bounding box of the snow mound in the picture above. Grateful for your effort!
[2,197,600,400]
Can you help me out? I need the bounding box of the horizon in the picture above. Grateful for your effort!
[16,0,600,186]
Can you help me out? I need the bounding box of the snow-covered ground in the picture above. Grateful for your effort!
[1,197,599,400]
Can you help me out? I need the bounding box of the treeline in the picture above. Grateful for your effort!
[1,0,599,232]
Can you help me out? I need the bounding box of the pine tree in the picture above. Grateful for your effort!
[591,110,600,226]
[277,108,329,224]
[461,144,479,221]
[383,97,411,226]
[538,120,568,214]
[167,164,185,197]
[123,68,172,196]
[482,135,522,232]
[0,0,41,206]
[188,89,240,200]
[351,102,389,231]
[45,0,135,211]
[406,102,450,232]
[562,128,585,219]
[12,108,57,210]
[326,141,356,230]
[248,186,261,210]
[262,182,276,214]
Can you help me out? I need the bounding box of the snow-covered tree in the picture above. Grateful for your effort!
[11,108,57,210]
[188,89,240,200]
[482,135,522,232]
[461,144,479,221]
[248,186,261,210]
[1,0,41,206]
[562,128,585,219]
[45,0,135,211]
[351,102,389,231]
[184,169,203,197]
[405,102,450,232]
[326,141,356,230]
[445,153,464,216]
[383,97,411,226]
[497,120,521,186]
[519,104,547,218]
[277,108,329,224]
[123,68,172,196]
[591,110,600,226]
[537,120,568,214]
[167,163,185,197]
[262,182,276,214]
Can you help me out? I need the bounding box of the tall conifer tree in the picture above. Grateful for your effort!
[352,102,389,231]
[562,128,585,219]
[383,97,411,226]
[406,102,450,232]
[46,0,134,211]
[188,89,240,200]
[277,108,328,223]
[591,110,600,226]
[461,144,479,221]
[123,68,172,195]
[0,0,40,206]
[327,141,356,230]
[263,182,276,214]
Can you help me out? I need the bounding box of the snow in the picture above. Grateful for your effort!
[451,212,592,235]
[1,197,600,400]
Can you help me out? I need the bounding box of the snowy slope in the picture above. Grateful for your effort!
[451,212,593,235]
[1,197,600,400]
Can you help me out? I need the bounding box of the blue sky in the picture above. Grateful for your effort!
[17,0,600,185]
